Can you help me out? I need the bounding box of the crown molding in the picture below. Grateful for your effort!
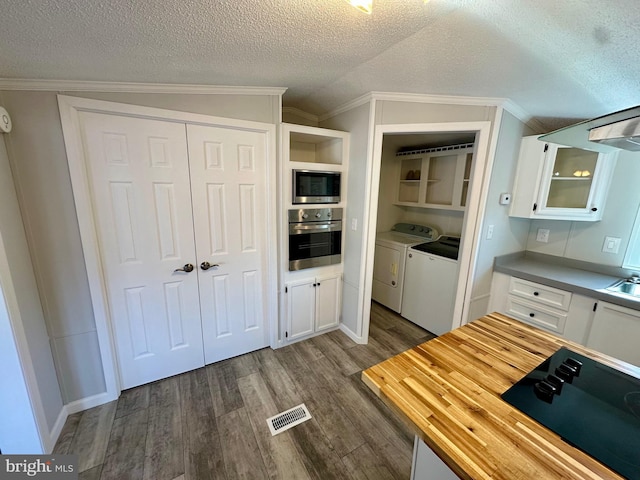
[321,91,538,128]
[282,107,319,123]
[0,78,287,96]
[318,93,374,122]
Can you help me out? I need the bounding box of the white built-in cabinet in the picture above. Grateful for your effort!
[280,124,349,343]
[586,301,640,366]
[489,273,593,344]
[509,135,617,221]
[411,436,458,480]
[285,274,342,341]
[281,123,349,209]
[490,273,640,367]
[395,144,473,211]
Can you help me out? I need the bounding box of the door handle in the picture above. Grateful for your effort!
[174,263,194,273]
[200,261,220,271]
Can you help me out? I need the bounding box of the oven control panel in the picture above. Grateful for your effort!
[288,208,343,223]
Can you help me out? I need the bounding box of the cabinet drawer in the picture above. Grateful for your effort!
[508,277,571,311]
[506,295,567,334]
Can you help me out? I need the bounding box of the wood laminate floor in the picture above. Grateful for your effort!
[54,302,436,480]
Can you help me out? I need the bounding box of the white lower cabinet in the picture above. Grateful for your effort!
[587,301,640,366]
[489,273,594,344]
[285,273,341,342]
[411,436,458,480]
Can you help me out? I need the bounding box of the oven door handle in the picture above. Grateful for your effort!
[289,221,342,234]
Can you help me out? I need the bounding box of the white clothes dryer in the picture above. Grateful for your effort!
[372,224,438,313]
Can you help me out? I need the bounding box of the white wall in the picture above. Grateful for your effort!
[282,108,318,127]
[525,149,640,267]
[0,134,63,435]
[320,102,372,337]
[0,89,280,404]
[323,98,502,339]
[468,111,531,319]
[0,273,42,454]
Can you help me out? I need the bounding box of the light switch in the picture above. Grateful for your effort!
[351,218,357,231]
[486,224,494,240]
[602,236,621,254]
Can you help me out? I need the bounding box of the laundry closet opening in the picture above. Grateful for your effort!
[371,130,478,337]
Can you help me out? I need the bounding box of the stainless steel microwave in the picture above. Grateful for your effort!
[292,169,341,204]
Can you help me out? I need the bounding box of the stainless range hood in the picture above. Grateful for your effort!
[540,105,640,153]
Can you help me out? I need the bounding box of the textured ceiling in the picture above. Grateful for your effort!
[1,0,639,127]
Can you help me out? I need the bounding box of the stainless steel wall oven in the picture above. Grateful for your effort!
[288,208,342,271]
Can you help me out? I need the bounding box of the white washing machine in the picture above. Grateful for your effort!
[372,224,438,313]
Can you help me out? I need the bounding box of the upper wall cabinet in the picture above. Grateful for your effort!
[395,144,474,211]
[509,135,617,221]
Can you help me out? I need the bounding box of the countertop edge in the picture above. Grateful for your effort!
[493,252,640,311]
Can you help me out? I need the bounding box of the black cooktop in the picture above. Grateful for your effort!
[412,236,460,260]
[501,347,640,479]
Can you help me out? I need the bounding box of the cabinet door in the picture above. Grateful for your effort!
[510,136,616,221]
[536,144,613,220]
[315,274,341,332]
[587,301,640,367]
[286,279,315,341]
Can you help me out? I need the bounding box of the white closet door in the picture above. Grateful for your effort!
[187,124,269,364]
[79,112,204,389]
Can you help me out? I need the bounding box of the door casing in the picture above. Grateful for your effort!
[360,120,495,342]
[58,95,278,405]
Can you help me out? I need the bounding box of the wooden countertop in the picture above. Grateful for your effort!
[362,312,640,480]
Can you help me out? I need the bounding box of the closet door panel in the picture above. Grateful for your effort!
[187,124,269,364]
[79,112,204,389]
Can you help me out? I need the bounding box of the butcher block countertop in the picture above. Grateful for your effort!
[362,312,640,480]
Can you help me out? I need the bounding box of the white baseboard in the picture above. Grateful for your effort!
[44,406,69,453]
[43,391,117,453]
[467,293,492,324]
[65,391,117,415]
[339,323,366,344]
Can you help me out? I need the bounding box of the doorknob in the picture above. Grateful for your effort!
[200,261,220,271]
[174,263,194,273]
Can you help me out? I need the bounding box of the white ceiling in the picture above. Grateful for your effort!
[1,0,639,128]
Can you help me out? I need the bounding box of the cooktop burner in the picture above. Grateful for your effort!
[501,347,640,479]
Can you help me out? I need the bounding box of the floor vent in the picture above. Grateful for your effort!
[266,403,312,436]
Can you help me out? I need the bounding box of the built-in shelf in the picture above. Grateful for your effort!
[394,143,473,211]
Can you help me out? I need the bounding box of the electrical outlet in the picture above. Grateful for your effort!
[536,228,550,243]
[602,236,621,254]
[486,224,494,240]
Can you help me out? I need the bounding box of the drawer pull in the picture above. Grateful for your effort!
[533,291,539,296]
[529,313,535,317]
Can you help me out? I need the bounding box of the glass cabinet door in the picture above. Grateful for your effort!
[545,147,598,209]
[537,145,605,216]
